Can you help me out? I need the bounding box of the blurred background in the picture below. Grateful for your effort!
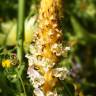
[0,0,96,96]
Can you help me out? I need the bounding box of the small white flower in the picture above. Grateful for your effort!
[64,47,70,51]
[48,29,54,36]
[36,57,55,70]
[56,33,61,38]
[51,43,58,49]
[34,88,45,96]
[27,68,45,88]
[26,55,37,66]
[30,45,37,54]
[52,68,69,80]
[51,43,63,56]
[47,91,58,96]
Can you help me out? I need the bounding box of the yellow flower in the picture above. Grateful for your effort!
[2,59,11,68]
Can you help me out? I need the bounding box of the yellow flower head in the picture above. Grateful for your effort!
[2,59,11,68]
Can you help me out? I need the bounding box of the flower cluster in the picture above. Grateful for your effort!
[26,0,70,95]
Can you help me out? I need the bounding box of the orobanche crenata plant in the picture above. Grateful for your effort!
[26,0,70,95]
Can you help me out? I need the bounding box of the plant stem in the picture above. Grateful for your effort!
[16,69,27,96]
[17,0,25,64]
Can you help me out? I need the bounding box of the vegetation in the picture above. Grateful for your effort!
[0,0,96,96]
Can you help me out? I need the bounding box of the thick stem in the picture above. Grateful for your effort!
[17,0,25,64]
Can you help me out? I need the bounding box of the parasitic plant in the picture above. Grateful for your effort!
[26,0,70,95]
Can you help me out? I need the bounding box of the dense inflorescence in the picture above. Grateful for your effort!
[26,0,70,95]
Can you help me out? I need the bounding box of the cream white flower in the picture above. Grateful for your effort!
[51,43,63,56]
[26,54,37,66]
[34,88,45,96]
[64,47,70,51]
[46,91,58,96]
[29,45,37,55]
[30,43,43,56]
[27,67,45,88]
[52,68,69,80]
